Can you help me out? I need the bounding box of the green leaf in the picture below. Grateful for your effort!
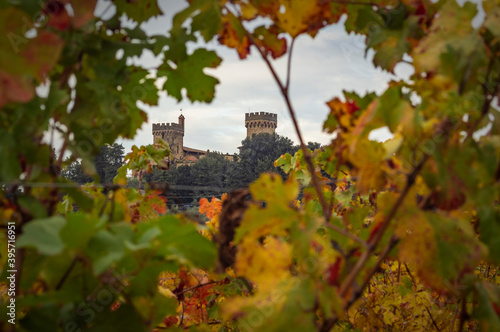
[373,86,411,133]
[60,212,102,250]
[17,217,66,255]
[85,223,134,275]
[133,292,178,327]
[114,0,162,23]
[17,195,48,219]
[188,0,223,42]
[128,261,177,297]
[161,48,221,103]
[155,215,216,269]
[427,213,485,281]
[412,1,480,74]
[484,6,500,39]
[19,303,60,332]
[86,304,148,332]
[473,282,500,331]
[478,206,500,264]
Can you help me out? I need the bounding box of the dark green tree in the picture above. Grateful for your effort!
[62,143,125,184]
[60,159,93,185]
[94,143,125,184]
[231,133,298,188]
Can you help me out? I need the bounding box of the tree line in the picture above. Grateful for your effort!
[62,134,322,206]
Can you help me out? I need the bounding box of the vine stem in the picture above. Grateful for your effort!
[228,5,332,221]
[465,48,499,141]
[324,222,368,248]
[426,306,442,331]
[56,256,79,290]
[175,281,219,296]
[338,154,428,297]
[319,155,428,332]
[450,299,461,332]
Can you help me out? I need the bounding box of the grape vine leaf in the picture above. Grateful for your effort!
[17,216,66,255]
[160,49,222,103]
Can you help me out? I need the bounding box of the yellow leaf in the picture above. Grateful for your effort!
[235,236,291,290]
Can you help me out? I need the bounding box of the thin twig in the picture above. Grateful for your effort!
[285,37,295,93]
[56,256,79,290]
[338,155,428,298]
[319,236,399,332]
[175,281,219,296]
[465,50,499,140]
[98,1,114,19]
[318,155,428,332]
[426,306,442,332]
[230,8,332,222]
[178,301,185,327]
[450,299,461,332]
[404,263,416,286]
[458,297,467,332]
[356,236,399,299]
[324,223,368,248]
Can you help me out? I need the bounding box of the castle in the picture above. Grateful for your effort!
[245,112,278,137]
[152,112,277,165]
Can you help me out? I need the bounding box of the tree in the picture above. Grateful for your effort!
[232,133,297,187]
[62,143,124,184]
[1,1,500,332]
[60,159,92,184]
[94,143,125,184]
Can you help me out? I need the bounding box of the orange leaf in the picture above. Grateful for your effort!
[218,13,250,59]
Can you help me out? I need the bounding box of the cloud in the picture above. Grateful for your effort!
[117,1,413,155]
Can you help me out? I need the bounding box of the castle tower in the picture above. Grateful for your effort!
[152,114,185,160]
[245,112,277,137]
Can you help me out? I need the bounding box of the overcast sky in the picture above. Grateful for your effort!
[101,0,482,155]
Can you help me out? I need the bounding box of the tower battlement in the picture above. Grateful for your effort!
[245,112,277,137]
[152,122,184,132]
[152,115,185,160]
[245,112,278,122]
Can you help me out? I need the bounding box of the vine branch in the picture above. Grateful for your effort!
[338,154,428,298]
[56,256,79,290]
[229,6,332,222]
[324,222,368,248]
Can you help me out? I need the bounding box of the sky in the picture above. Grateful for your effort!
[95,0,483,155]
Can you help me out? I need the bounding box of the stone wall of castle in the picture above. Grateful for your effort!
[152,112,279,163]
[152,117,184,160]
[245,112,277,137]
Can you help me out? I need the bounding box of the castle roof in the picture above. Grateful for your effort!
[183,146,206,154]
[184,155,198,163]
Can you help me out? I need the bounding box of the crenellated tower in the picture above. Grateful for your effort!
[245,112,277,137]
[152,114,185,160]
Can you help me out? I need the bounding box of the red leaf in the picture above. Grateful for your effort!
[70,0,97,28]
[163,316,178,327]
[0,71,34,107]
[326,257,342,286]
[493,303,500,316]
[346,100,359,114]
[368,220,383,243]
[44,1,71,31]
